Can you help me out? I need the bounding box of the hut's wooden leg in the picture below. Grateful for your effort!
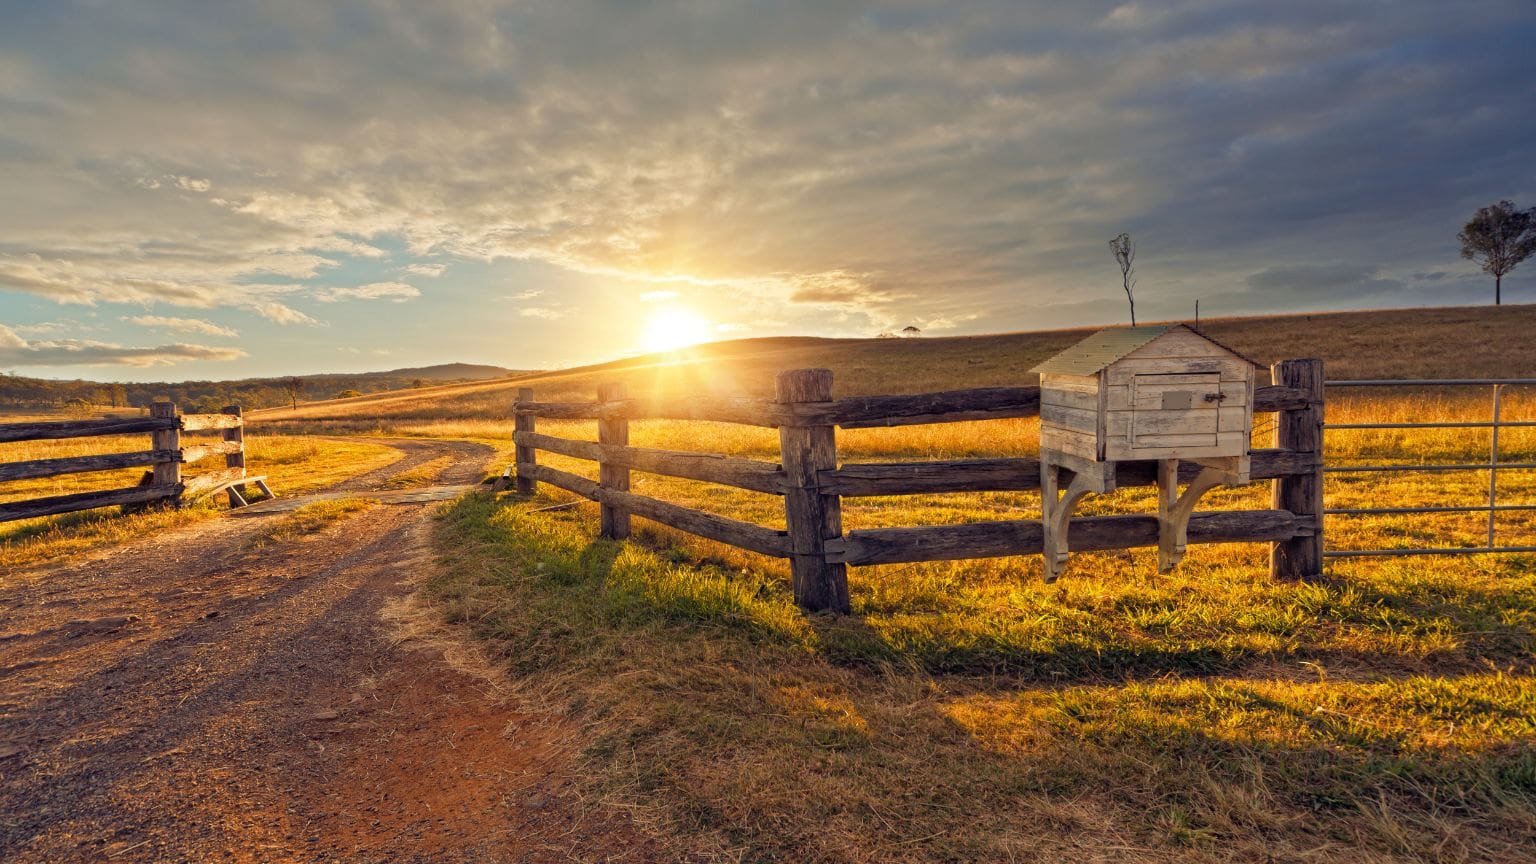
[1157,463,1226,573]
[1042,458,1096,583]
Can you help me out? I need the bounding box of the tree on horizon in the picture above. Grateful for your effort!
[1458,200,1536,305]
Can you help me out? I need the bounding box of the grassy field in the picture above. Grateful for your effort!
[405,309,1536,863]
[421,400,1536,862]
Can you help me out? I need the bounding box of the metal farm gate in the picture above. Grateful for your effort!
[1322,378,1536,558]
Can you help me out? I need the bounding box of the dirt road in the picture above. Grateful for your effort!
[0,439,659,863]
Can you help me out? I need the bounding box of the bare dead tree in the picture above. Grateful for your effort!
[1109,232,1136,325]
[283,376,305,410]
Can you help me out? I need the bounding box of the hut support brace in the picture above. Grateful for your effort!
[1156,456,1249,573]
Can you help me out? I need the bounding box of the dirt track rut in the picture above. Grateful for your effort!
[0,438,658,863]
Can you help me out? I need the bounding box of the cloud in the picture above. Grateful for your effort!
[0,0,1531,345]
[254,302,319,325]
[124,315,239,338]
[639,290,678,302]
[921,313,981,331]
[785,271,905,309]
[1241,264,1404,304]
[519,306,569,320]
[317,281,420,303]
[10,321,71,337]
[0,324,246,367]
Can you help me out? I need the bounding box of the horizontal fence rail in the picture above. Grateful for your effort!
[1322,378,1536,557]
[0,404,267,524]
[516,384,1311,430]
[510,362,1327,613]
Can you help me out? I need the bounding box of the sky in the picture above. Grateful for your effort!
[1,0,1534,382]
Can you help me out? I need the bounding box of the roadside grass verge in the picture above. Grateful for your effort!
[430,490,1536,863]
[0,436,399,577]
[246,498,377,548]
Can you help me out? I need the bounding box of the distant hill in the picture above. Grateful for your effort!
[0,362,527,415]
[377,363,519,381]
[255,304,1536,430]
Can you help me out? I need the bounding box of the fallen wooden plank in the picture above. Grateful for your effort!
[181,468,249,499]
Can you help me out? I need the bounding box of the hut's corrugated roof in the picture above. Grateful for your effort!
[1030,324,1258,377]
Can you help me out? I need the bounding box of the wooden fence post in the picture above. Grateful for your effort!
[776,368,850,614]
[514,388,537,495]
[1271,359,1324,581]
[598,382,631,539]
[150,401,182,507]
[221,405,246,507]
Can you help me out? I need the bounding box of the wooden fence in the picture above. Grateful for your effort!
[0,404,267,524]
[512,360,1325,613]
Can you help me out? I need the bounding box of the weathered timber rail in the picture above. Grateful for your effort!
[0,404,271,524]
[511,360,1325,613]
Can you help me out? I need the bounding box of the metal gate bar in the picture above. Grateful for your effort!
[1321,378,1536,559]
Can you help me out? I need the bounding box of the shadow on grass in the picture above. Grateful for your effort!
[925,677,1536,860]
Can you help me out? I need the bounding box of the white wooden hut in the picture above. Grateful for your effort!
[1029,325,1260,580]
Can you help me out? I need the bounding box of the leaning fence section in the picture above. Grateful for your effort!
[0,404,269,524]
[512,361,1325,613]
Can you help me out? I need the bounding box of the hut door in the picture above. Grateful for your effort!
[1130,373,1220,448]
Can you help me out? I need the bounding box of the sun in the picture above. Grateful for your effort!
[642,307,714,353]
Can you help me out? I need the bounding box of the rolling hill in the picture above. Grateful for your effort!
[0,362,525,415]
[251,304,1536,428]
